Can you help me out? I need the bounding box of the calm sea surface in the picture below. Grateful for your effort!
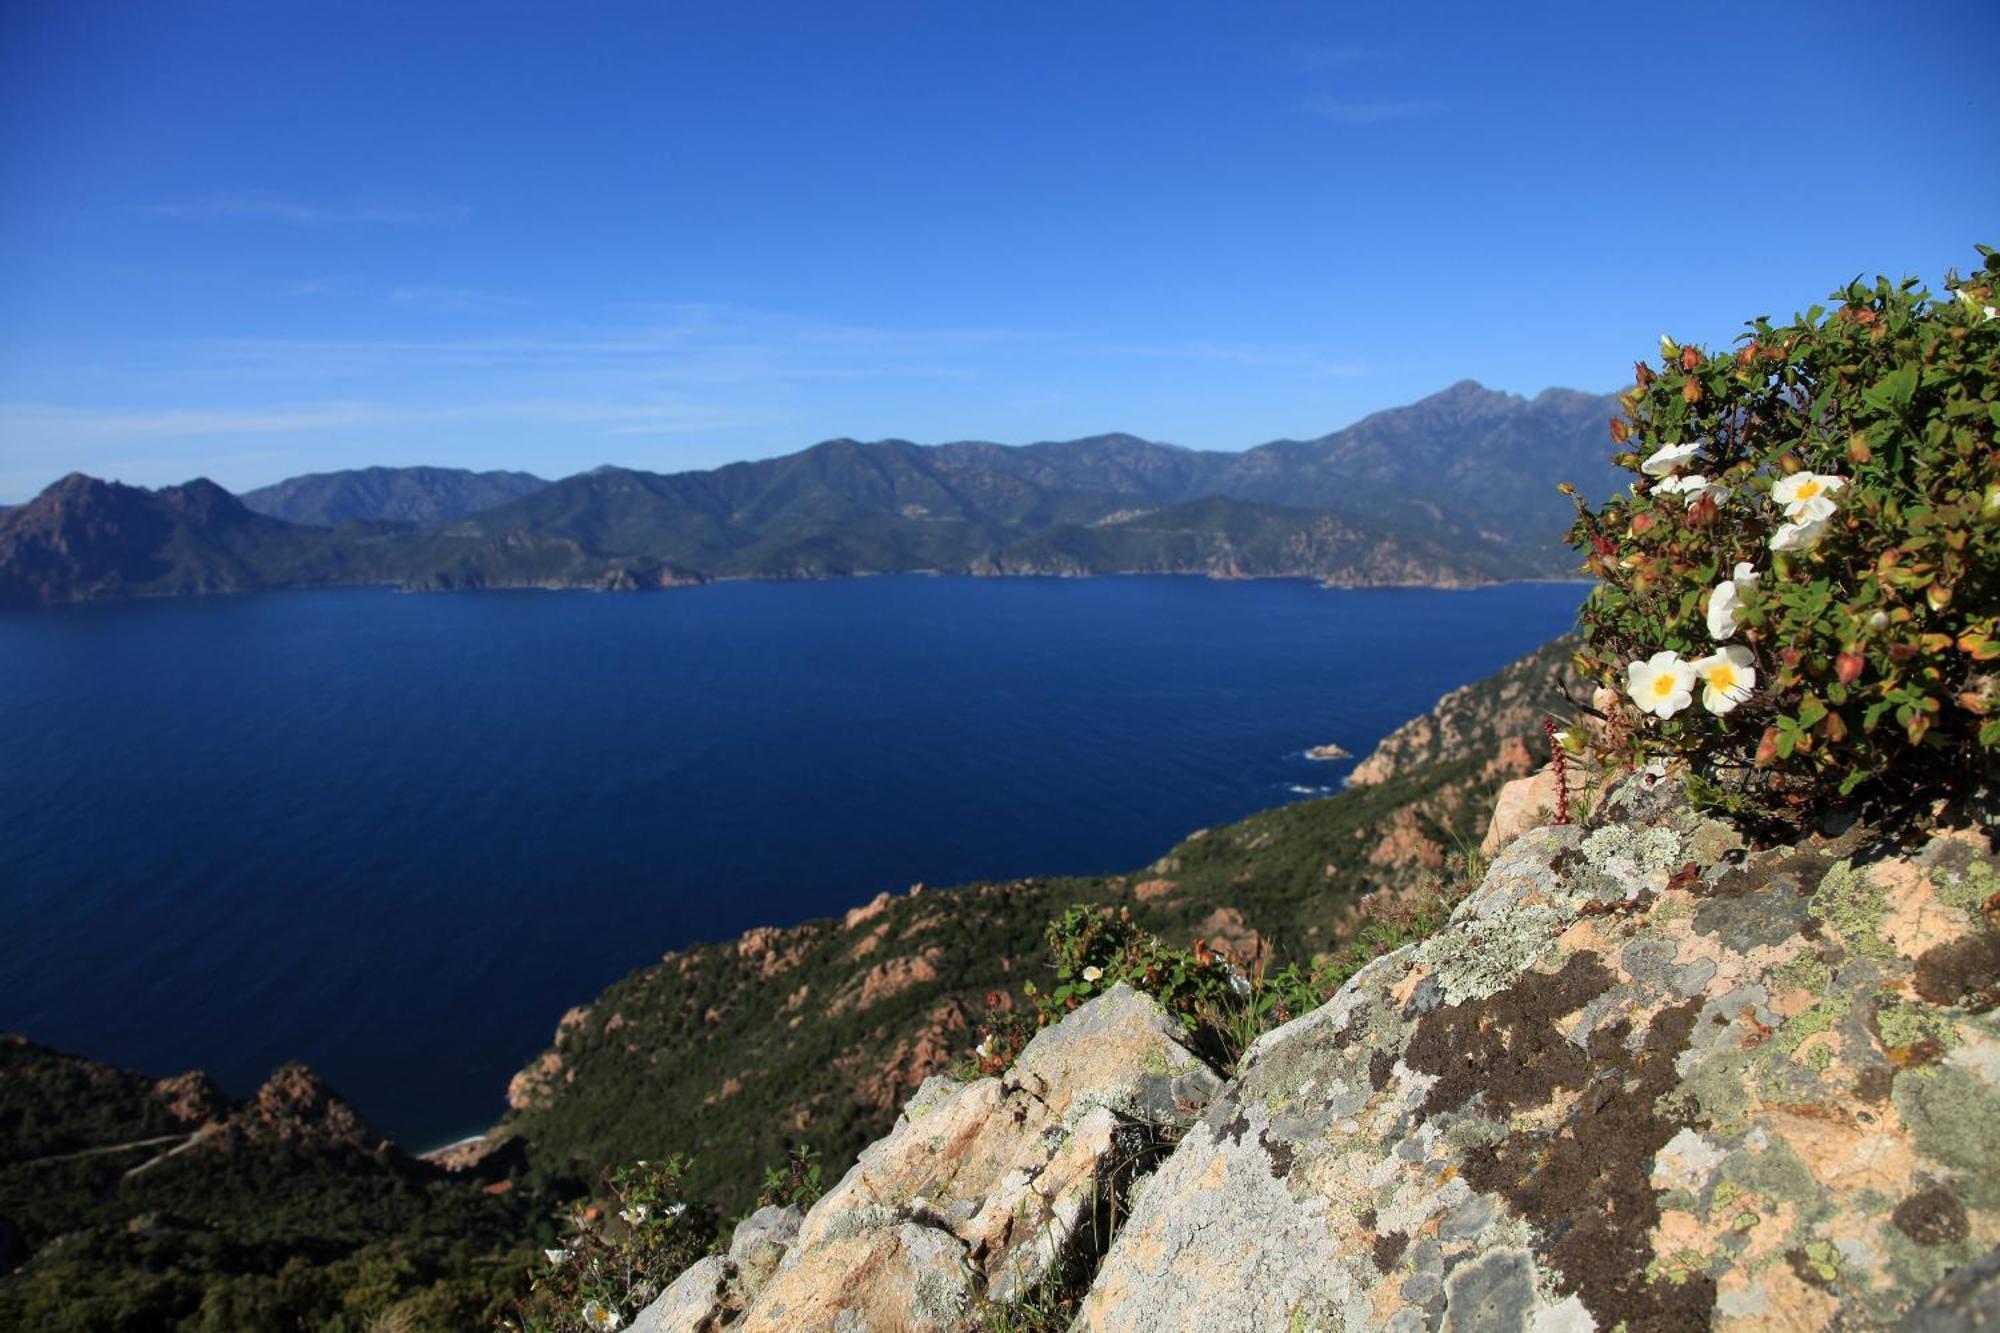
[0,576,1584,1146]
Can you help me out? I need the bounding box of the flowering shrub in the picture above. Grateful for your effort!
[1027,905,1243,1029]
[508,1157,719,1333]
[1023,897,1456,1070]
[1567,247,1999,814]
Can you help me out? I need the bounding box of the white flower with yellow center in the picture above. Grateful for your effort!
[1706,562,1759,640]
[618,1204,648,1227]
[1771,472,1845,522]
[1692,646,1757,715]
[1769,517,1830,552]
[1080,966,1103,984]
[581,1300,622,1332]
[1626,651,1698,719]
[1640,440,1702,477]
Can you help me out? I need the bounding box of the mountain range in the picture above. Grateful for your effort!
[0,380,1620,606]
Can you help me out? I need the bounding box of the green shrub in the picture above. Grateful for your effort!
[753,1143,824,1211]
[507,1156,718,1333]
[1566,246,1999,815]
[1026,892,1458,1071]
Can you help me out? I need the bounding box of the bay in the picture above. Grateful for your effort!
[0,576,1584,1146]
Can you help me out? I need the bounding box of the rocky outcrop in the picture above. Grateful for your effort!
[635,984,1222,1331]
[219,1063,384,1153]
[640,769,1999,1330]
[1078,771,2000,1331]
[1348,637,1582,786]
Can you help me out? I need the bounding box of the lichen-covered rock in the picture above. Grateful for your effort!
[1079,783,2000,1331]
[630,1205,806,1331]
[631,1254,731,1333]
[727,1203,803,1298]
[708,983,1220,1329]
[739,1221,975,1332]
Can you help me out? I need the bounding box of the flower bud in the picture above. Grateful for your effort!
[1755,727,1781,767]
[1682,378,1703,404]
[1847,434,1872,465]
[1680,345,1700,372]
[1837,652,1864,685]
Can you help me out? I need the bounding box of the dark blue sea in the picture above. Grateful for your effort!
[0,576,1584,1147]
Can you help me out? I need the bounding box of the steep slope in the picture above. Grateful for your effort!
[1075,781,2000,1332]
[240,465,549,526]
[1219,381,1625,572]
[495,637,1581,1211]
[0,474,391,606]
[635,780,2000,1332]
[0,1036,545,1330]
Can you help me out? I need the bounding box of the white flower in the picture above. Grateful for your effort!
[618,1204,648,1226]
[1080,966,1103,984]
[1771,472,1845,522]
[1692,646,1757,715]
[1626,651,1698,719]
[1867,610,1890,631]
[1706,562,1759,640]
[581,1301,623,1332]
[1640,440,1702,477]
[1659,333,1678,358]
[1657,473,1729,508]
[975,1036,994,1059]
[1769,517,1830,551]
[1959,289,1998,320]
[544,1248,568,1265]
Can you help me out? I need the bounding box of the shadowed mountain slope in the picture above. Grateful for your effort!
[240,466,549,526]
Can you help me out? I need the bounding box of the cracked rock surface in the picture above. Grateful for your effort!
[1079,777,2000,1331]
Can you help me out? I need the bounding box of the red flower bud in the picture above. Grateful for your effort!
[1837,652,1864,685]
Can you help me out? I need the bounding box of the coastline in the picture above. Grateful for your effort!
[5,566,1599,612]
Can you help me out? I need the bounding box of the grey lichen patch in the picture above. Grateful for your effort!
[1658,1042,1754,1136]
[1896,1060,2000,1212]
[819,1204,901,1242]
[1572,823,1684,902]
[1440,1247,1537,1333]
[1694,876,1811,952]
[1414,900,1564,1006]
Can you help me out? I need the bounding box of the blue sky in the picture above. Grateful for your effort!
[1,1,1994,500]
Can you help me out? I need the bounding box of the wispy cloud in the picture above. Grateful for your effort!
[278,276,351,297]
[0,398,786,444]
[147,192,469,226]
[1302,95,1443,125]
[386,285,529,313]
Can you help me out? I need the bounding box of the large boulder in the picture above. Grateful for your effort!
[1079,777,2000,1331]
[641,983,1223,1331]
